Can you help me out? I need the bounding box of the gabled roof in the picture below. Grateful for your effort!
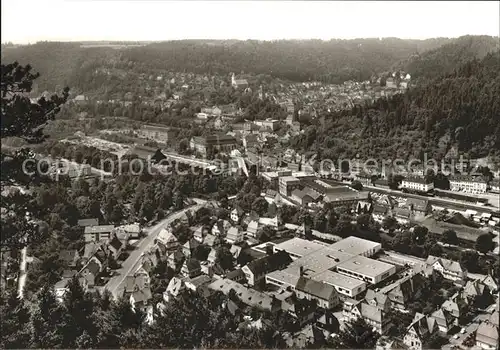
[245,251,292,275]
[431,308,454,328]
[183,258,201,272]
[204,234,216,247]
[186,274,212,288]
[131,287,152,303]
[226,268,245,281]
[108,236,123,251]
[406,198,429,212]
[365,289,388,306]
[166,276,185,296]
[295,276,336,301]
[476,321,499,346]
[426,255,465,274]
[157,228,178,246]
[230,245,242,259]
[464,279,486,298]
[407,312,436,338]
[232,205,245,216]
[247,220,259,232]
[359,302,382,323]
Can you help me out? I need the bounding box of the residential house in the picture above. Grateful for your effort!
[184,274,212,292]
[383,273,426,310]
[405,198,432,218]
[489,179,499,193]
[230,206,245,224]
[281,298,317,327]
[59,249,80,268]
[242,250,293,286]
[400,176,434,193]
[441,299,465,319]
[108,235,124,259]
[365,289,391,312]
[476,321,499,350]
[118,223,142,239]
[425,255,467,283]
[156,227,180,253]
[193,226,205,242]
[84,225,115,242]
[403,312,438,350]
[481,274,499,293]
[207,278,282,313]
[54,275,89,303]
[463,279,489,300]
[372,204,390,222]
[226,268,247,284]
[349,302,390,334]
[231,74,249,90]
[181,258,202,278]
[124,268,151,297]
[163,276,186,303]
[247,220,259,238]
[167,250,185,272]
[393,207,411,224]
[430,308,454,333]
[375,336,408,350]
[182,238,199,258]
[295,276,340,309]
[130,288,153,312]
[449,175,488,194]
[212,220,232,237]
[230,245,242,261]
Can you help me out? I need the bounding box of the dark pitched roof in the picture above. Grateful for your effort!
[245,250,292,275]
[109,236,123,251]
[226,268,245,281]
[296,276,336,301]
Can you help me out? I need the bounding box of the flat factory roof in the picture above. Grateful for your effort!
[337,255,395,278]
[289,248,355,275]
[274,237,326,258]
[312,270,367,291]
[328,236,381,256]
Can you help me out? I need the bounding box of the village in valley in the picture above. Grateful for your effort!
[1,6,500,348]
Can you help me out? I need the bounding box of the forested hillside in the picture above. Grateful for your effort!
[291,51,500,161]
[396,35,499,80]
[1,37,458,91]
[1,42,120,92]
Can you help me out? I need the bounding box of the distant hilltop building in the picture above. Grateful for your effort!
[231,73,248,89]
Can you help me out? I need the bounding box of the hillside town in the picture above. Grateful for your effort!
[1,1,500,348]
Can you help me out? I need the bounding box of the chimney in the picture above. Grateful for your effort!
[299,265,304,277]
[265,244,274,256]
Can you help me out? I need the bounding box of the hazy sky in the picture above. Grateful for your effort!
[2,0,499,43]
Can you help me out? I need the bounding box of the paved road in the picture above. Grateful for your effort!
[105,199,206,299]
[17,247,27,299]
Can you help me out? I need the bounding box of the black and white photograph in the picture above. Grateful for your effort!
[1,0,499,349]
